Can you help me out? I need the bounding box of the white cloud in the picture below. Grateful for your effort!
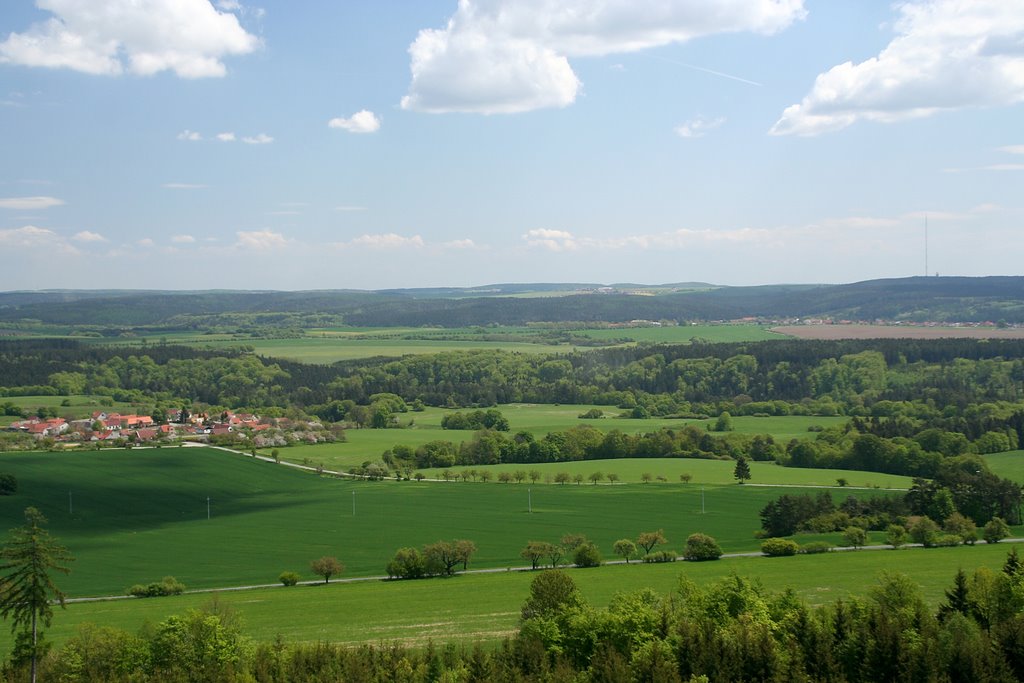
[0,0,260,79]
[524,228,578,251]
[217,0,241,9]
[982,163,1024,171]
[236,229,287,249]
[137,238,155,247]
[328,110,381,134]
[675,116,725,138]
[171,234,196,243]
[177,129,202,141]
[0,195,64,210]
[772,0,1024,136]
[216,132,236,142]
[345,233,425,249]
[162,182,208,189]
[0,225,58,247]
[334,205,367,212]
[402,0,805,114]
[997,145,1024,154]
[242,133,273,144]
[72,230,106,242]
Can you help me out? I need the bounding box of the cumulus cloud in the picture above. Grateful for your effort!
[171,234,196,243]
[0,0,260,78]
[998,145,1024,154]
[137,238,155,247]
[772,0,1024,136]
[0,225,58,246]
[524,228,578,251]
[675,116,725,138]
[236,229,287,249]
[72,230,106,242]
[344,233,425,249]
[216,132,237,142]
[242,132,273,144]
[328,110,381,133]
[402,0,805,114]
[0,196,64,210]
[177,129,202,141]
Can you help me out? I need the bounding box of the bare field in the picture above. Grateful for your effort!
[773,324,1024,340]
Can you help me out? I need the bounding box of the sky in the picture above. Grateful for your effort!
[1,0,1022,291]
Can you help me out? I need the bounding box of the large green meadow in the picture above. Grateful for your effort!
[13,543,1019,650]
[94,323,783,363]
[0,447,900,598]
[271,404,849,471]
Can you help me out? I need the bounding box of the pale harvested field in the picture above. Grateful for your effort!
[773,324,1024,340]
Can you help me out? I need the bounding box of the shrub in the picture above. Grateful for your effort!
[642,550,677,563]
[279,571,300,587]
[800,541,832,554]
[761,538,799,557]
[910,517,941,546]
[841,526,868,549]
[984,517,1011,543]
[128,576,185,598]
[684,533,722,561]
[387,547,426,579]
[573,542,602,568]
[885,524,908,548]
[931,534,962,548]
[0,473,16,495]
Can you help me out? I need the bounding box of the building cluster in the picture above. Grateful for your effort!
[6,409,278,444]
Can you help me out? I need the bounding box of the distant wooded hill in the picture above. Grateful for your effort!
[1,276,1022,326]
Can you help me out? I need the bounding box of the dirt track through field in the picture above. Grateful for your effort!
[773,325,1024,340]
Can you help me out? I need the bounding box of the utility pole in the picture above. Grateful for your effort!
[528,487,532,513]
[352,490,356,517]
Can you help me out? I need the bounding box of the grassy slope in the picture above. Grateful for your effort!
[273,405,849,470]
[15,543,1019,650]
[0,447,903,598]
[983,450,1024,484]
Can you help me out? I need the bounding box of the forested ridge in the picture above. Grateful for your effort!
[2,275,1024,326]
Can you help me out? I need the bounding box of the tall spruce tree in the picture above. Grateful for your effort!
[734,456,752,484]
[0,507,73,683]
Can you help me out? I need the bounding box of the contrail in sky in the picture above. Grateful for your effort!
[652,55,763,87]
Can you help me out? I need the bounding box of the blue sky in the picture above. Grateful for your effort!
[1,0,1022,290]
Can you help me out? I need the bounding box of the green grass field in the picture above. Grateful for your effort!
[93,323,784,363]
[271,405,849,471]
[575,324,785,344]
[11,543,1018,651]
[983,450,1024,483]
[418,458,912,489]
[0,394,138,426]
[0,447,903,599]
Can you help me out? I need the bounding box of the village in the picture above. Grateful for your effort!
[5,409,340,448]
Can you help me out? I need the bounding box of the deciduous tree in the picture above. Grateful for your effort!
[310,556,344,583]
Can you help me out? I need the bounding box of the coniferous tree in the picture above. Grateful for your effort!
[734,456,751,484]
[0,507,73,683]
